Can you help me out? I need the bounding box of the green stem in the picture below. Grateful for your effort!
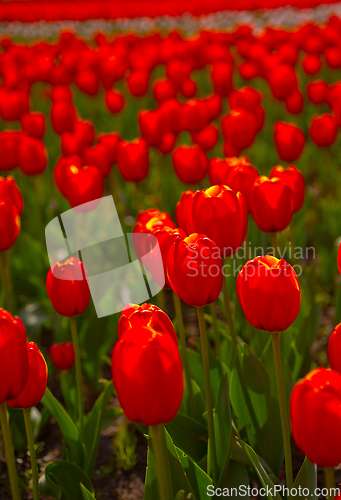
[197,307,218,482]
[324,467,336,500]
[150,425,173,500]
[221,270,238,349]
[172,292,197,420]
[209,302,220,359]
[158,288,166,313]
[33,176,45,243]
[271,232,278,258]
[0,404,21,500]
[271,332,293,492]
[70,317,84,436]
[0,252,13,312]
[245,235,251,261]
[23,409,39,500]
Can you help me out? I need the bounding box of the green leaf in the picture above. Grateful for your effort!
[60,370,78,422]
[238,439,282,500]
[214,374,232,487]
[80,483,97,500]
[166,413,207,463]
[176,447,212,500]
[220,459,249,499]
[144,428,196,500]
[41,388,86,467]
[42,460,94,500]
[175,491,186,500]
[83,381,114,476]
[39,471,62,500]
[293,457,317,500]
[187,347,222,406]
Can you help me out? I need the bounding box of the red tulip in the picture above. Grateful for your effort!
[285,89,304,114]
[191,124,218,151]
[50,85,73,102]
[239,61,259,80]
[18,136,48,175]
[157,132,176,155]
[274,122,305,162]
[181,99,210,133]
[324,46,341,70]
[75,70,98,96]
[251,176,294,233]
[290,368,341,467]
[181,78,197,99]
[0,196,20,251]
[223,141,241,158]
[309,114,338,147]
[153,78,177,103]
[105,89,125,114]
[205,93,223,121]
[0,309,28,405]
[328,323,341,374]
[138,110,164,147]
[167,233,223,307]
[51,100,76,135]
[49,342,75,371]
[20,112,46,139]
[84,144,112,178]
[7,342,47,409]
[189,185,247,258]
[98,133,121,164]
[237,255,301,332]
[60,163,104,208]
[112,304,183,425]
[46,256,90,317]
[0,131,20,171]
[267,64,297,101]
[172,145,207,184]
[134,208,176,235]
[221,108,257,151]
[0,90,29,121]
[269,165,305,212]
[126,70,149,97]
[0,176,23,215]
[302,54,321,75]
[116,138,149,182]
[307,80,328,105]
[211,62,233,97]
[166,59,192,86]
[208,157,234,186]
[117,303,177,343]
[225,160,259,213]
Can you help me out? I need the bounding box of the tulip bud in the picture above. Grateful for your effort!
[290,368,341,467]
[7,342,47,409]
[51,100,76,135]
[126,70,149,97]
[75,70,98,96]
[172,145,207,184]
[0,196,20,251]
[302,54,321,75]
[20,112,46,139]
[237,255,301,332]
[309,113,338,147]
[50,342,75,371]
[307,80,328,105]
[112,304,183,425]
[191,124,218,152]
[134,208,176,234]
[221,108,257,151]
[46,257,91,317]
[0,176,23,215]
[105,89,125,114]
[274,121,305,162]
[98,133,121,165]
[59,162,104,208]
[117,138,149,182]
[269,165,305,212]
[18,137,48,175]
[267,64,297,100]
[138,110,164,147]
[225,160,259,214]
[250,176,294,232]
[167,233,223,307]
[84,144,112,178]
[285,89,304,115]
[188,185,248,258]
[0,309,29,405]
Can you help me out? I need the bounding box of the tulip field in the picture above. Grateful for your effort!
[4,2,341,499]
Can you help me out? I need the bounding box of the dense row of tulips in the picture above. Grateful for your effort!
[1,12,341,500]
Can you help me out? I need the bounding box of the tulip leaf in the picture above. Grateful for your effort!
[220,459,250,498]
[80,483,97,500]
[41,388,86,467]
[166,413,207,463]
[230,438,278,483]
[144,428,196,500]
[214,373,232,487]
[293,457,317,500]
[60,370,78,422]
[41,460,94,500]
[186,346,223,406]
[237,439,282,500]
[39,471,62,500]
[176,447,213,499]
[83,381,114,476]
